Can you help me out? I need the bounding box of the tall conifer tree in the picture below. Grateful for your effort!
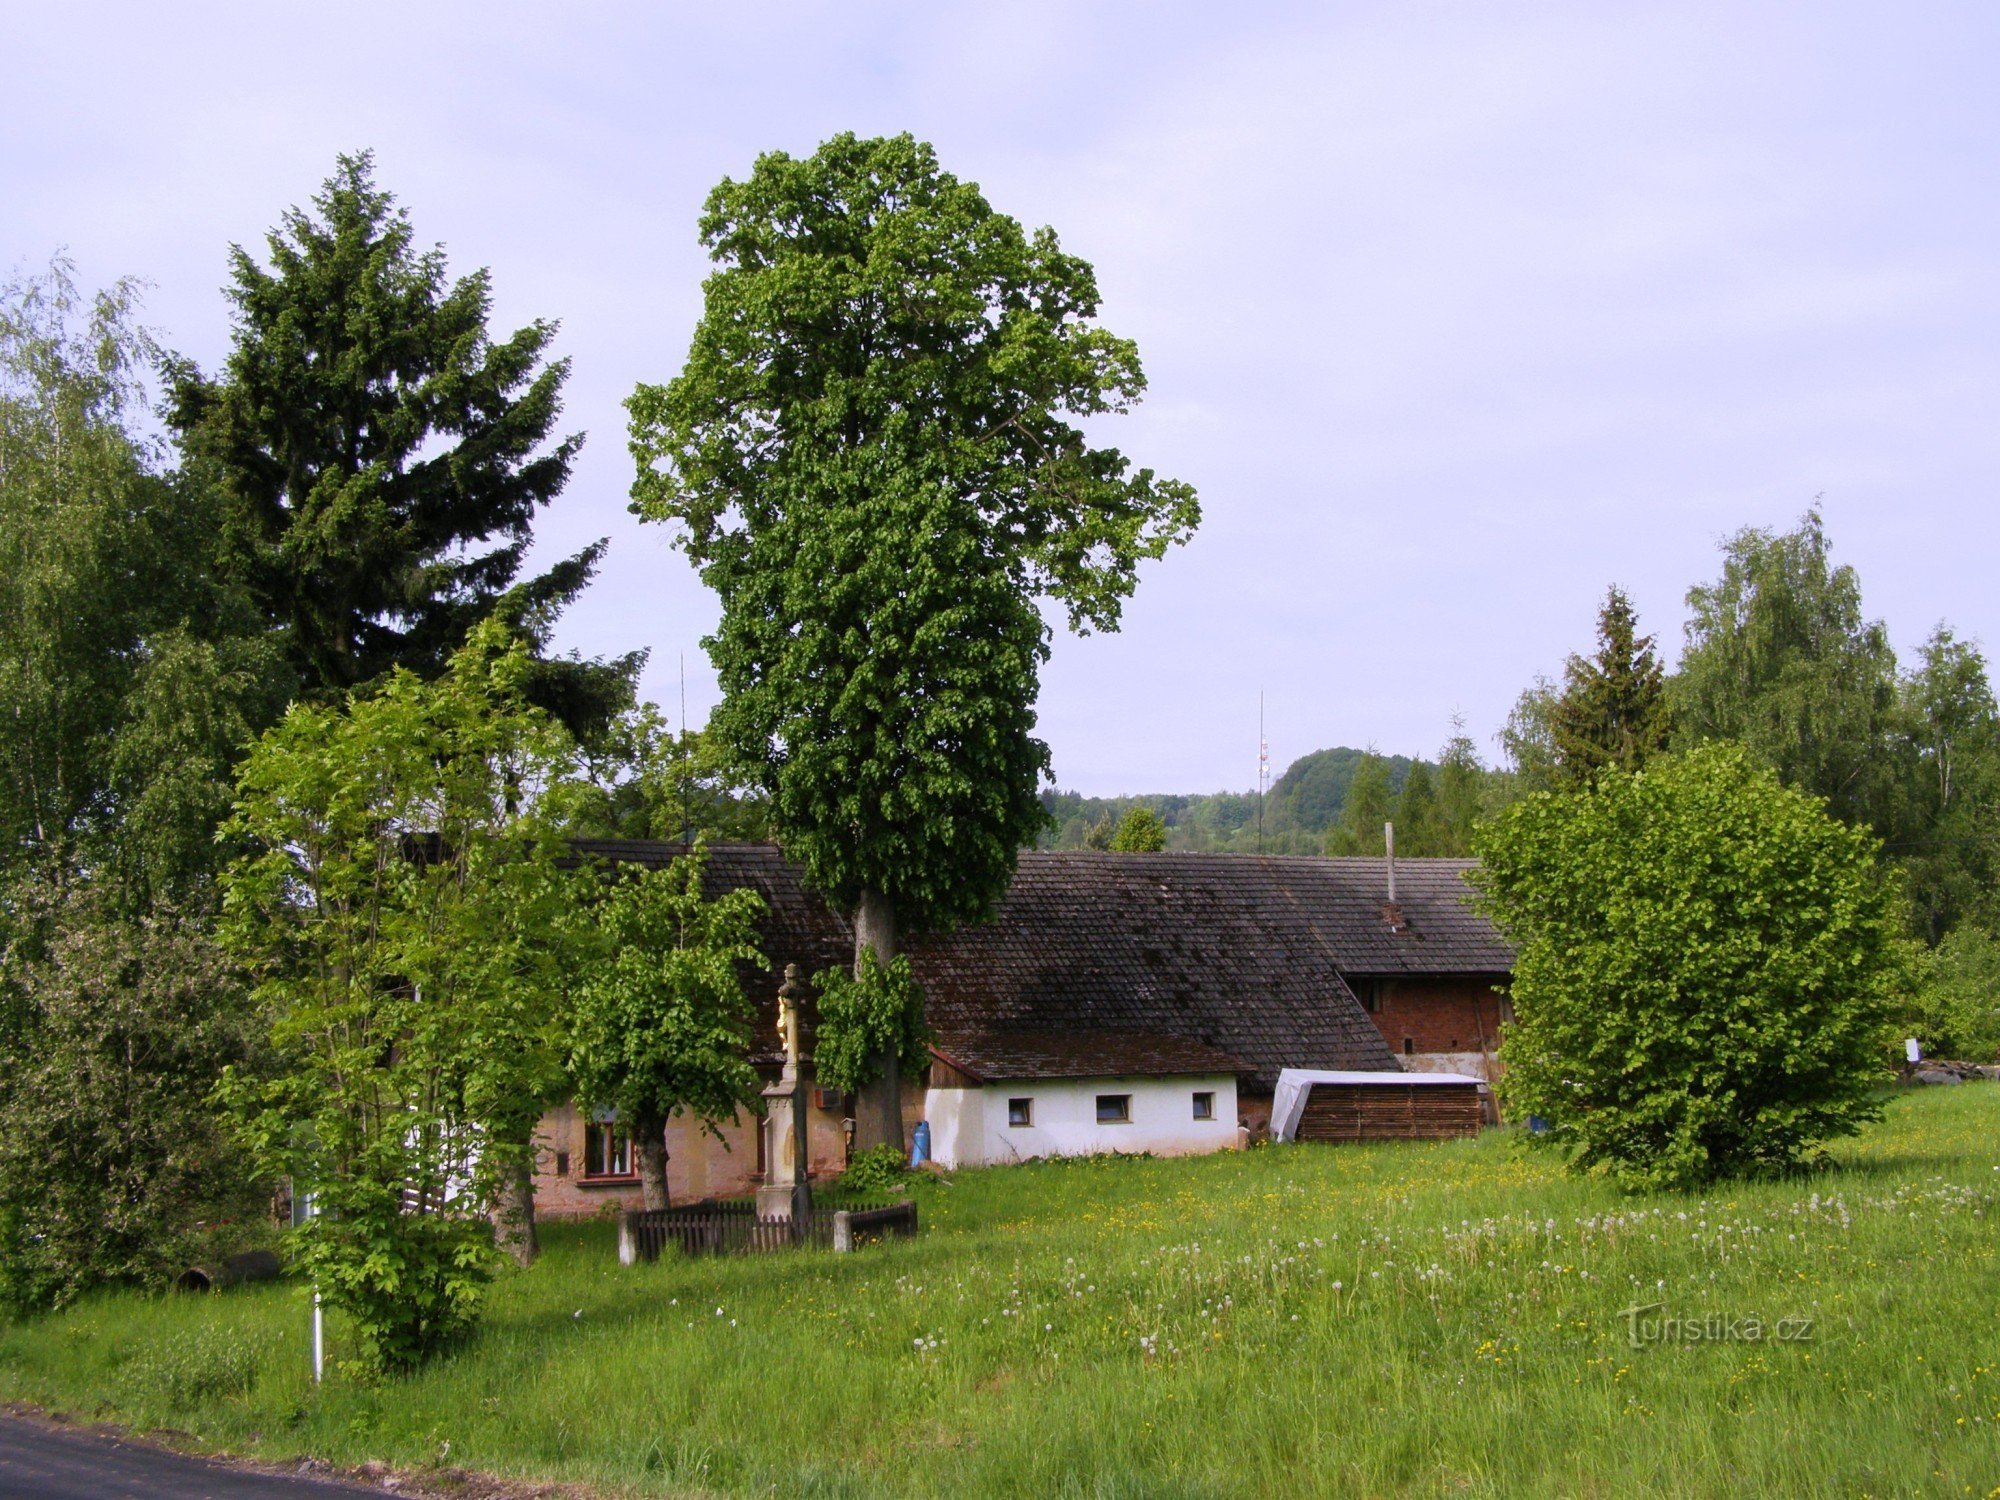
[169,154,629,727]
[1550,586,1669,785]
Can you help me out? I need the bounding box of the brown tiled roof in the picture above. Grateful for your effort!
[565,843,1511,1091]
[931,1028,1252,1083]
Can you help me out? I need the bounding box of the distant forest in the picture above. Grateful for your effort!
[1042,746,1428,854]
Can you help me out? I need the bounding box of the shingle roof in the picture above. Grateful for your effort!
[931,1029,1251,1083]
[566,843,1511,1091]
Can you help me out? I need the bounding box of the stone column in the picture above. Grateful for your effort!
[755,965,814,1228]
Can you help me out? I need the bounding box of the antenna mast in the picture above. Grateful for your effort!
[1258,690,1269,854]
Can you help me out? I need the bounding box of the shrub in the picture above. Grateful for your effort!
[837,1144,911,1196]
[1474,743,1905,1190]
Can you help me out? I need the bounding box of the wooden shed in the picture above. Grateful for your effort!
[1270,1069,1487,1143]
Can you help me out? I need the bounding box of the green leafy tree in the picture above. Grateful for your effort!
[168,153,630,729]
[0,261,280,909]
[1895,627,2000,943]
[0,264,280,1310]
[550,705,771,844]
[1474,744,1904,1190]
[1901,924,2000,1063]
[1673,510,1899,832]
[1324,753,1393,856]
[0,892,262,1314]
[1109,805,1168,852]
[628,133,1199,1149]
[1082,811,1117,851]
[811,951,933,1100]
[1549,586,1669,784]
[566,846,767,1210]
[219,622,579,1366]
[1498,676,1562,794]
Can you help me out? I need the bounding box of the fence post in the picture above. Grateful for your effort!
[832,1210,853,1253]
[617,1209,638,1267]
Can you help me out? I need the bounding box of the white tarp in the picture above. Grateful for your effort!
[1270,1068,1486,1142]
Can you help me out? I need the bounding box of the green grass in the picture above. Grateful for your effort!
[4,1087,1999,1498]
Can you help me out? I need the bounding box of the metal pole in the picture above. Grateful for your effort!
[312,1286,324,1383]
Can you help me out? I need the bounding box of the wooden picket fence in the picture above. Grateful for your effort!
[620,1196,917,1262]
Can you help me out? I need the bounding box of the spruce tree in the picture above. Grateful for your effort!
[1550,586,1669,785]
[169,154,628,726]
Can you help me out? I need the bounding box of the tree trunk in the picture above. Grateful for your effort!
[634,1109,670,1211]
[491,1155,539,1268]
[851,887,905,1155]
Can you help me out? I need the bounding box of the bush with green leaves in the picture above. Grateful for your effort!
[837,1144,912,1196]
[811,952,932,1097]
[1474,742,1905,1190]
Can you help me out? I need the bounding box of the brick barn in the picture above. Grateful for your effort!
[529,843,1513,1215]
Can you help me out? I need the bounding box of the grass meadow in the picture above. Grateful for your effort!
[2,1085,1997,1498]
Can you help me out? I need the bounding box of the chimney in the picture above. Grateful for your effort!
[1381,821,1408,933]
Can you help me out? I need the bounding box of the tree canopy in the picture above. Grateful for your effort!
[628,133,1198,1146]
[1109,805,1168,852]
[1673,509,1898,832]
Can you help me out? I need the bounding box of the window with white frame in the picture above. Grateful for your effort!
[583,1119,632,1178]
[1008,1097,1033,1127]
[1192,1090,1215,1121]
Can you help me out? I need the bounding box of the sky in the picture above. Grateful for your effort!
[8,3,1997,795]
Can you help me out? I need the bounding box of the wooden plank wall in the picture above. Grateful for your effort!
[1295,1082,1485,1142]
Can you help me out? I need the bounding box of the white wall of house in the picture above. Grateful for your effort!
[923,1074,1239,1169]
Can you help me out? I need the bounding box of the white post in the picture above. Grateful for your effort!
[312,1286,324,1383]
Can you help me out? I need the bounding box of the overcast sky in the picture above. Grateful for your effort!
[9,4,1996,794]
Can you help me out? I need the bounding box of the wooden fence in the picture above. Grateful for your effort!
[619,1197,917,1263]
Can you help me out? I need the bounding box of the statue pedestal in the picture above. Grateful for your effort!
[758,964,814,1226]
[758,1080,802,1221]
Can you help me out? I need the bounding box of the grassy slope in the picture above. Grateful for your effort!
[3,1087,1997,1498]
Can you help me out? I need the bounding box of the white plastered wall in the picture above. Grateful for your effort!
[923,1074,1239,1169]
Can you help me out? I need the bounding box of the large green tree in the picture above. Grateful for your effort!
[0,262,279,909]
[0,265,279,1310]
[628,133,1198,1148]
[1673,510,1899,832]
[1474,744,1904,1190]
[221,623,580,1364]
[168,153,630,728]
[1549,586,1669,784]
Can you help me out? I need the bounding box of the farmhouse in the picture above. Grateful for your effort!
[531,843,1512,1213]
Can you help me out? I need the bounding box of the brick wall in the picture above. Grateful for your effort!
[1355,974,1510,1062]
[531,1078,932,1219]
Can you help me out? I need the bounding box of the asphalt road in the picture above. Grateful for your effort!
[0,1416,389,1499]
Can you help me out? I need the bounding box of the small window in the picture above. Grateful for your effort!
[553,1150,570,1178]
[1192,1091,1215,1121]
[1402,1037,1416,1056]
[1096,1093,1132,1124]
[1008,1097,1033,1128]
[583,1121,632,1178]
